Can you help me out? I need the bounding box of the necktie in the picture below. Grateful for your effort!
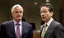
[16,23,20,38]
[42,24,47,38]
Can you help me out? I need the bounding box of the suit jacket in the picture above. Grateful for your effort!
[40,20,64,38]
[0,20,33,38]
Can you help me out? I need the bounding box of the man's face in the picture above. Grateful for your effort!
[40,6,53,22]
[12,6,23,21]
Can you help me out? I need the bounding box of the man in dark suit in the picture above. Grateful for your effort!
[40,3,64,38]
[0,4,32,38]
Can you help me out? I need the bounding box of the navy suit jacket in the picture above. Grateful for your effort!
[40,20,64,38]
[0,20,33,38]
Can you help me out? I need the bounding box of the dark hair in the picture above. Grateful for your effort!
[40,3,53,12]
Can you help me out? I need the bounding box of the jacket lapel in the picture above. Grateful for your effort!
[40,24,44,38]
[10,20,16,38]
[44,20,55,38]
[22,21,25,38]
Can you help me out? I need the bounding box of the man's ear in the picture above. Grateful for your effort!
[51,12,54,16]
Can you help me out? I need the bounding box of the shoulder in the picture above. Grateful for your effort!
[1,20,13,28]
[51,20,62,27]
[52,20,64,30]
[22,21,32,27]
[2,20,12,25]
[22,21,32,30]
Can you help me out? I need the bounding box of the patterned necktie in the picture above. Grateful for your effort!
[42,24,47,38]
[16,23,20,38]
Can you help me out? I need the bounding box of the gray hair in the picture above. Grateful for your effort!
[11,4,23,13]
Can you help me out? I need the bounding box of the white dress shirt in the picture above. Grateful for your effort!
[41,17,53,38]
[13,20,22,36]
[45,17,53,31]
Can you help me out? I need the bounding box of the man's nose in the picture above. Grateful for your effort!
[18,12,21,14]
[41,13,44,16]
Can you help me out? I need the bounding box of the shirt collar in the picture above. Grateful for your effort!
[13,19,22,26]
[45,17,53,26]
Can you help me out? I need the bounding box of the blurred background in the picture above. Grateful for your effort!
[0,0,64,36]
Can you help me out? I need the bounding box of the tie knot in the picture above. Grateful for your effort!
[44,24,47,27]
[16,23,20,25]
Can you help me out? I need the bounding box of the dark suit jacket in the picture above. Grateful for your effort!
[0,20,32,38]
[40,20,64,38]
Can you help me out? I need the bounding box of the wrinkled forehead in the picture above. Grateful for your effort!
[11,4,23,13]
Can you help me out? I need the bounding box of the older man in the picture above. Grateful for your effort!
[0,4,32,38]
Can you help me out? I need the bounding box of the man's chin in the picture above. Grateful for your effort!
[42,19,46,22]
[16,18,22,20]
